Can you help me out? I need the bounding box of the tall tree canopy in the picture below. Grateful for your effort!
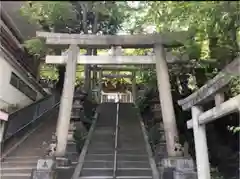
[21,1,128,92]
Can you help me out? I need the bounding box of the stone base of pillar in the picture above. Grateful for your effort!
[158,157,197,179]
[68,121,76,142]
[31,157,56,179]
[55,157,71,168]
[154,142,168,162]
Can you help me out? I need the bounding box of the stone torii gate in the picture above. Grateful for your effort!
[37,31,192,158]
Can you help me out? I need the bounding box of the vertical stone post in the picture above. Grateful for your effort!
[131,71,137,103]
[55,44,78,157]
[154,44,179,157]
[215,92,224,106]
[0,121,6,148]
[84,65,89,91]
[84,49,92,92]
[112,46,122,76]
[99,70,103,103]
[92,66,97,90]
[111,46,122,56]
[191,106,211,179]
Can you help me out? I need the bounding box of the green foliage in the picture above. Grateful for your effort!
[20,1,128,83]
[24,38,47,57]
[227,126,240,134]
[229,76,240,97]
[125,1,239,92]
[20,1,77,32]
[126,3,239,178]
[96,2,128,35]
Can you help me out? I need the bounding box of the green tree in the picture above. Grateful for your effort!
[20,1,127,92]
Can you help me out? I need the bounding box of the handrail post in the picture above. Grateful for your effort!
[215,92,224,106]
[0,121,6,147]
[191,105,210,179]
[33,103,40,120]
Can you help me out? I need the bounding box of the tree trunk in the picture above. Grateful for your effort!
[80,2,92,92]
[91,11,99,90]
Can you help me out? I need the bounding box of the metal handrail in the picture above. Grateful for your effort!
[2,93,60,142]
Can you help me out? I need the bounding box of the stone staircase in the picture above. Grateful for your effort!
[0,89,95,179]
[0,111,58,179]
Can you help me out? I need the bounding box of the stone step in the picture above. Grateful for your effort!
[0,173,31,179]
[82,160,151,169]
[2,156,40,162]
[0,167,34,174]
[1,161,36,168]
[85,154,114,162]
[80,169,113,177]
[87,147,145,154]
[80,168,153,177]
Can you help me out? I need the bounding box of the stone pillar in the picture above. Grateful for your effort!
[99,70,103,103]
[90,68,93,94]
[111,46,122,56]
[55,44,78,157]
[215,92,224,106]
[92,66,97,90]
[191,106,211,179]
[154,44,179,157]
[160,157,197,179]
[84,49,92,92]
[131,71,137,103]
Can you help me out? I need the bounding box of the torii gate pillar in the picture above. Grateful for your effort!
[55,45,78,157]
[154,44,179,157]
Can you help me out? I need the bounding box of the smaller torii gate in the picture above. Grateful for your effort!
[100,73,135,103]
[90,46,138,103]
[37,31,192,158]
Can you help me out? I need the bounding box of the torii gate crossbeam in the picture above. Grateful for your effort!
[45,53,187,65]
[36,31,192,48]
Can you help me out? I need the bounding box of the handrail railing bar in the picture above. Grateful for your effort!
[4,102,60,141]
[8,94,52,115]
